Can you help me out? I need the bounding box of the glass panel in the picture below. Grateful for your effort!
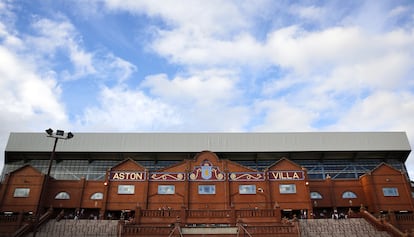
[90,192,103,200]
[279,184,296,194]
[158,185,175,194]
[198,185,216,194]
[13,188,30,197]
[383,187,399,197]
[239,185,256,194]
[118,185,135,194]
[310,191,323,199]
[342,191,357,198]
[55,192,70,200]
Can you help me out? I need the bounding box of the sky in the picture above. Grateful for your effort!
[0,0,414,177]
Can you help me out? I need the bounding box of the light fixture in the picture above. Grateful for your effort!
[67,132,74,139]
[45,128,53,136]
[34,128,74,237]
[45,129,74,140]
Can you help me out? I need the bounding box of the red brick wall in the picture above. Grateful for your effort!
[1,152,413,220]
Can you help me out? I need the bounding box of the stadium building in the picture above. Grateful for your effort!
[0,131,413,236]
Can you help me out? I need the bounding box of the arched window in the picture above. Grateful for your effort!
[55,192,70,200]
[310,191,323,199]
[342,191,357,199]
[90,192,103,200]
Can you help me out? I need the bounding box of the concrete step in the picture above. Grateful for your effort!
[299,218,391,237]
[26,220,118,237]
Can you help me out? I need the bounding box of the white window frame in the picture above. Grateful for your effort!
[90,192,104,200]
[310,191,323,199]
[198,185,216,194]
[55,192,70,200]
[383,187,399,197]
[158,185,175,194]
[342,191,357,199]
[279,184,296,194]
[13,188,30,197]
[118,185,135,194]
[239,185,256,194]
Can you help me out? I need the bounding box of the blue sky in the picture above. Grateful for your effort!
[1,0,414,177]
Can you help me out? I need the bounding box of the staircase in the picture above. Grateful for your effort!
[299,218,391,237]
[26,219,118,237]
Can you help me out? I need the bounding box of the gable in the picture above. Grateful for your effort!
[9,165,42,176]
[267,158,303,171]
[111,158,146,171]
[193,151,220,164]
[371,163,402,175]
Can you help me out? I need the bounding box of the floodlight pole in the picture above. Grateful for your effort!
[33,129,73,237]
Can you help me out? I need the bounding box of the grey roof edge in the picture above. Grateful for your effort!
[5,131,412,154]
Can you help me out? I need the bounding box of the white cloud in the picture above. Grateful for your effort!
[329,91,414,177]
[103,0,249,35]
[76,85,181,131]
[142,69,240,105]
[0,47,66,125]
[75,68,251,132]
[388,5,409,18]
[0,3,141,172]
[27,17,97,79]
[290,5,326,22]
[153,30,266,67]
[252,99,317,131]
[332,91,414,131]
[141,69,249,131]
[0,45,70,176]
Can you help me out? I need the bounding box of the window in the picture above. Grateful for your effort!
[55,192,70,200]
[118,185,135,194]
[310,191,323,199]
[90,192,103,200]
[342,191,357,199]
[158,185,175,194]
[279,184,296,194]
[383,187,399,197]
[198,185,215,194]
[13,188,30,197]
[239,185,256,194]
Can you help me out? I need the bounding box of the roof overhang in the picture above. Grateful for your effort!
[4,132,411,163]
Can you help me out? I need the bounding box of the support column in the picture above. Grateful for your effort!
[143,169,149,209]
[135,206,141,224]
[101,169,110,219]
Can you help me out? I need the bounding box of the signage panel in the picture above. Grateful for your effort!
[110,171,146,181]
[268,171,304,180]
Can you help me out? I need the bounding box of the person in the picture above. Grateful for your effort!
[332,209,338,219]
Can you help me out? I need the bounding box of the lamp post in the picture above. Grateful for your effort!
[33,129,74,237]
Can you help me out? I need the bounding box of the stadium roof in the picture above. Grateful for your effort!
[4,132,412,162]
